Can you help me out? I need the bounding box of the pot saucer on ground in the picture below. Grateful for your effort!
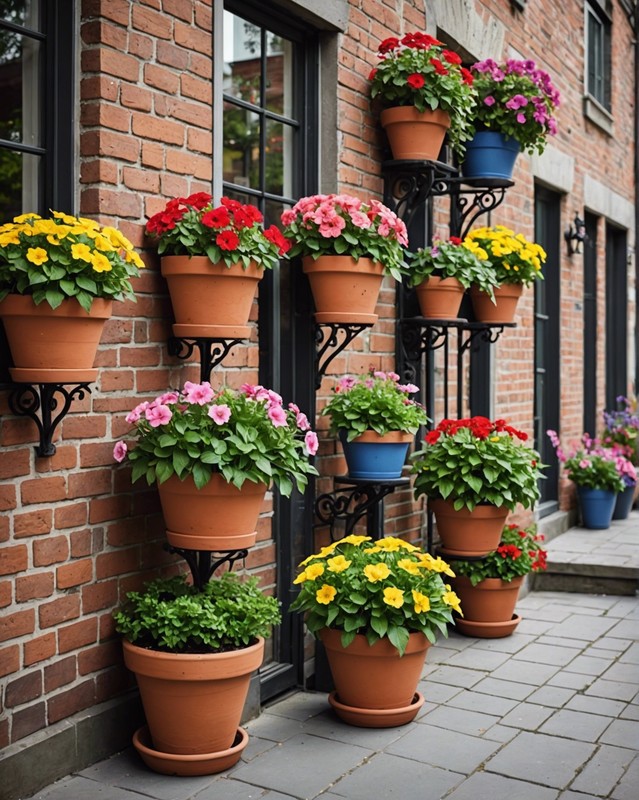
[328,691,424,728]
[132,725,248,776]
[454,613,522,639]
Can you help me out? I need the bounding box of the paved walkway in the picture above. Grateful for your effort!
[26,513,639,800]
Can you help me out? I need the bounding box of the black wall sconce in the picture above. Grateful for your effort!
[564,213,586,256]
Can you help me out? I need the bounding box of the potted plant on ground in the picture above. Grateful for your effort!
[547,429,631,529]
[602,396,639,518]
[113,571,281,775]
[463,225,546,323]
[280,193,408,324]
[145,193,290,338]
[463,57,560,179]
[411,416,544,556]
[407,236,499,319]
[113,381,319,550]
[321,369,429,479]
[450,523,547,638]
[369,31,477,160]
[0,211,144,382]
[290,534,460,726]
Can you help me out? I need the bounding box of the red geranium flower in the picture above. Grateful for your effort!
[460,67,474,85]
[442,50,462,65]
[407,73,425,90]
[201,207,231,229]
[184,192,212,211]
[379,37,400,54]
[216,230,240,251]
[430,58,448,76]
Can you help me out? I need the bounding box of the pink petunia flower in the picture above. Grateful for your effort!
[304,430,319,456]
[268,405,288,427]
[183,381,214,405]
[296,412,310,431]
[126,401,149,424]
[113,441,128,463]
[208,404,231,425]
[145,404,173,427]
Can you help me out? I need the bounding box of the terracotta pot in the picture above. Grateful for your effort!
[0,294,112,383]
[123,637,264,762]
[380,106,451,161]
[302,255,384,324]
[451,575,524,624]
[339,430,413,479]
[470,283,523,325]
[415,276,465,320]
[430,498,509,557]
[157,474,267,550]
[161,255,264,338]
[320,628,430,726]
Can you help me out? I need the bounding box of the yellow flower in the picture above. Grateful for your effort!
[77,216,101,230]
[0,231,20,246]
[71,243,93,263]
[373,538,402,552]
[91,252,112,273]
[412,590,431,614]
[338,534,371,546]
[490,435,500,442]
[305,563,325,580]
[442,586,463,615]
[316,584,337,605]
[418,554,455,577]
[363,562,391,582]
[94,234,115,252]
[52,211,79,225]
[293,570,308,584]
[26,247,48,265]
[327,555,351,573]
[126,250,145,269]
[13,213,41,223]
[398,558,420,575]
[383,587,404,608]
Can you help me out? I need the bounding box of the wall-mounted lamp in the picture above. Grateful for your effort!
[564,213,586,256]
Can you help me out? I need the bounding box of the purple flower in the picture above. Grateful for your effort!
[505,94,528,110]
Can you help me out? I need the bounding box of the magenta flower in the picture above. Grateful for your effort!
[483,95,496,106]
[338,376,357,390]
[145,404,173,427]
[183,381,214,405]
[208,404,231,425]
[304,431,319,456]
[516,113,527,124]
[505,94,528,109]
[113,441,128,463]
[268,405,288,427]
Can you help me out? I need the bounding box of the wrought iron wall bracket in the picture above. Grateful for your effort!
[168,336,245,384]
[315,476,410,541]
[314,323,372,389]
[165,546,249,591]
[8,382,92,457]
[459,322,516,354]
[399,318,468,364]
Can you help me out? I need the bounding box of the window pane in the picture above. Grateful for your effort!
[223,101,260,188]
[264,198,285,229]
[265,33,293,117]
[0,148,41,218]
[264,118,284,196]
[0,30,41,145]
[0,0,40,30]
[224,11,261,107]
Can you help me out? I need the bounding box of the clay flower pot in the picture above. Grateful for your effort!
[470,283,523,324]
[415,276,465,320]
[430,498,509,558]
[380,107,451,161]
[302,255,384,324]
[450,575,524,638]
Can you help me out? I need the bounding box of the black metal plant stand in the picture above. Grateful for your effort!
[168,336,246,384]
[165,546,249,591]
[313,323,372,389]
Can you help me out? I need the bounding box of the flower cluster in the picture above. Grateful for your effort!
[290,534,460,655]
[369,32,477,155]
[280,194,408,281]
[453,524,548,586]
[145,193,290,269]
[411,416,543,511]
[602,396,639,466]
[113,381,319,495]
[407,236,499,296]
[470,58,560,154]
[0,212,144,311]
[464,225,546,286]
[547,430,633,492]
[322,369,429,441]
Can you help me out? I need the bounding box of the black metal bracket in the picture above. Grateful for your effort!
[459,322,516,354]
[314,476,410,541]
[168,336,245,384]
[314,323,372,389]
[8,382,92,457]
[165,546,249,591]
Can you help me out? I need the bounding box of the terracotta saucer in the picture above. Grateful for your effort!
[328,691,424,728]
[314,312,378,324]
[132,725,248,776]
[455,613,522,639]
[171,323,251,339]
[9,367,99,383]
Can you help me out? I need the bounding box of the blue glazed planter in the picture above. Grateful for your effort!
[612,485,636,520]
[339,430,412,480]
[577,486,617,530]
[462,131,520,180]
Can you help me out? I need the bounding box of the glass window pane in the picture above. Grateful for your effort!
[223,102,260,189]
[0,0,40,30]
[265,34,293,117]
[264,118,284,196]
[264,198,285,229]
[0,148,41,218]
[0,31,41,145]
[223,11,261,107]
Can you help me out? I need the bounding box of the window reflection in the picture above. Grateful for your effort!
[223,102,260,189]
[0,149,40,220]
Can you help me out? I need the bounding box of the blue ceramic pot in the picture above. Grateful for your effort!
[612,485,636,520]
[339,430,412,480]
[576,486,617,529]
[462,131,520,180]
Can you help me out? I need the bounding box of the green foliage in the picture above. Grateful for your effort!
[0,212,143,311]
[563,452,625,492]
[407,238,499,296]
[113,572,282,653]
[463,225,546,287]
[290,534,460,656]
[453,524,548,586]
[322,369,428,441]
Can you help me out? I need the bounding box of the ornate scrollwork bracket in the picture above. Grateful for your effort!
[167,336,245,384]
[314,323,372,389]
[164,546,249,591]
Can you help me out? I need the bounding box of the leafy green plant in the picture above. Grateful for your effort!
[113,381,319,495]
[453,524,548,586]
[0,211,144,311]
[113,572,282,653]
[290,534,460,655]
[407,237,499,297]
[547,430,629,492]
[464,225,546,287]
[411,416,544,512]
[322,369,429,441]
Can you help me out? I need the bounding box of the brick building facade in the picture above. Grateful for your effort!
[0,1,636,796]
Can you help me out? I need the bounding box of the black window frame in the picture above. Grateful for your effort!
[585,0,612,112]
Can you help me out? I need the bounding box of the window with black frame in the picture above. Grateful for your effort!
[585,0,612,113]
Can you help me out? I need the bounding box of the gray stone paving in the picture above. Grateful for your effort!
[25,511,639,800]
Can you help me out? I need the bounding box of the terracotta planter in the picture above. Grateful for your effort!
[470,283,523,325]
[339,430,413,479]
[157,474,267,550]
[161,255,264,338]
[415,276,465,320]
[0,294,112,383]
[430,498,509,557]
[320,628,429,727]
[451,575,523,638]
[123,637,264,773]
[380,106,451,161]
[302,255,384,324]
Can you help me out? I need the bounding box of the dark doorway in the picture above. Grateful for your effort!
[605,224,628,407]
[583,212,599,436]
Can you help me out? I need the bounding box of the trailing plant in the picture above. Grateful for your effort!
[407,236,499,297]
